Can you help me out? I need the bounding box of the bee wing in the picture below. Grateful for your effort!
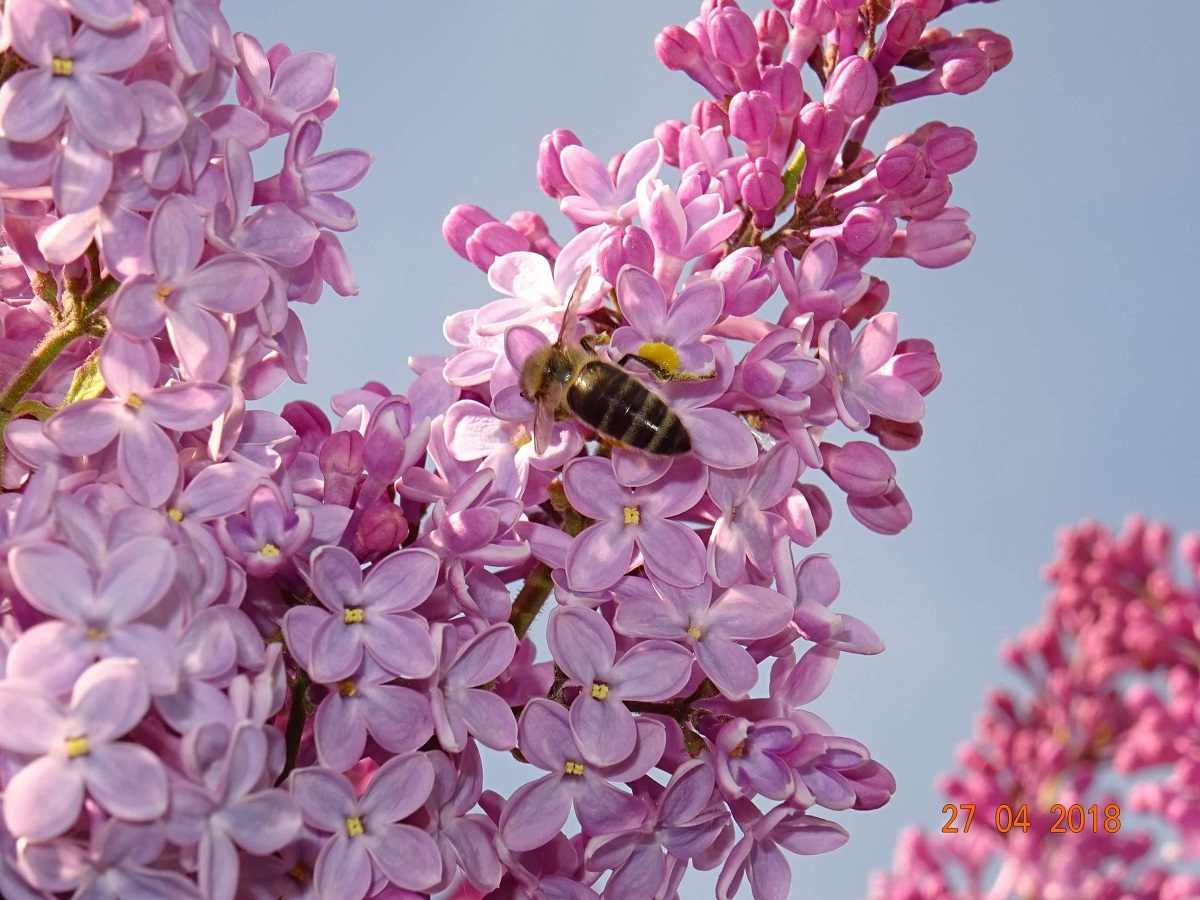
[555,265,593,347]
[533,382,563,455]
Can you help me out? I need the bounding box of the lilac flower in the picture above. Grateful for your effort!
[818,312,926,429]
[109,196,270,381]
[637,171,742,292]
[609,265,722,377]
[547,606,692,766]
[614,578,793,698]
[783,552,884,656]
[282,544,438,683]
[499,699,665,852]
[563,455,708,593]
[426,622,519,752]
[44,334,231,507]
[234,34,338,133]
[0,659,167,841]
[289,753,442,898]
[7,536,178,694]
[717,800,849,900]
[214,478,314,578]
[558,138,664,226]
[423,745,503,893]
[0,0,149,152]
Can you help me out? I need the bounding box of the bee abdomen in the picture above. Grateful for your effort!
[568,361,691,455]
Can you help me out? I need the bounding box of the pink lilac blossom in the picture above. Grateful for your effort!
[0,0,1010,896]
[871,517,1200,900]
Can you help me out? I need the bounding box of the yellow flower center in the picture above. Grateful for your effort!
[512,431,532,449]
[288,862,311,883]
[125,394,144,409]
[167,507,184,522]
[52,57,73,77]
[157,284,173,302]
[686,624,702,640]
[65,736,88,758]
[260,543,280,558]
[345,816,364,837]
[591,683,609,701]
[564,760,585,776]
[623,506,640,525]
[343,608,364,624]
[338,679,357,697]
[730,740,746,759]
[85,627,106,640]
[637,341,681,376]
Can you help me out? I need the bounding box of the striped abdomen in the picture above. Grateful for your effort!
[566,360,690,455]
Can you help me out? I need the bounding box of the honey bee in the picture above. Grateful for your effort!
[519,267,698,456]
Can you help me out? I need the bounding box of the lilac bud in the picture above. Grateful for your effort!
[320,429,364,507]
[847,482,912,535]
[466,222,530,272]
[755,9,789,67]
[655,119,685,167]
[812,204,895,258]
[923,125,977,174]
[888,206,974,267]
[761,63,805,118]
[892,338,941,395]
[940,46,992,95]
[796,102,842,155]
[841,276,888,330]
[596,224,655,284]
[866,417,925,452]
[873,3,928,74]
[825,55,879,120]
[712,246,777,316]
[729,90,777,155]
[822,441,897,497]
[880,174,950,220]
[963,27,1013,71]
[442,204,495,258]
[707,6,759,70]
[363,399,411,480]
[280,400,331,454]
[537,128,582,200]
[507,211,560,261]
[656,24,703,72]
[738,158,784,227]
[352,500,409,558]
[875,144,927,195]
[799,482,832,538]
[693,99,730,134]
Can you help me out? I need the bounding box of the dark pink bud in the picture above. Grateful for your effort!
[729,90,777,151]
[353,501,409,557]
[839,205,896,257]
[442,204,496,259]
[656,24,703,71]
[924,126,977,174]
[738,158,784,226]
[865,417,923,451]
[465,221,530,272]
[655,119,685,167]
[841,276,888,330]
[825,56,879,119]
[847,482,912,535]
[756,9,788,66]
[796,102,843,155]
[822,441,897,497]
[874,144,927,195]
[889,206,973,267]
[537,128,582,200]
[507,211,560,262]
[881,174,950,220]
[940,46,991,95]
[596,224,655,284]
[693,99,730,134]
[319,429,364,507]
[963,28,1013,71]
[873,3,928,73]
[713,246,777,316]
[707,7,759,70]
[799,483,832,538]
[281,400,331,455]
[892,338,941,395]
[761,63,805,117]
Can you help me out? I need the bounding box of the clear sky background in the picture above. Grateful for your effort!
[226,2,1200,896]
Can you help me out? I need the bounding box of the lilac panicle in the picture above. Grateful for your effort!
[0,0,1009,895]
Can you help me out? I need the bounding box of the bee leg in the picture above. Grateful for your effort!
[580,334,609,355]
[616,353,716,382]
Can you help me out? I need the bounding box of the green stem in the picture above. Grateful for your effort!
[0,322,88,422]
[276,667,310,786]
[508,562,554,641]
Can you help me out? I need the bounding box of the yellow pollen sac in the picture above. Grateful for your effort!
[512,432,532,449]
[84,627,106,640]
[156,284,173,302]
[837,372,845,385]
[591,683,609,701]
[167,507,184,522]
[345,816,364,838]
[337,679,357,698]
[52,57,74,76]
[564,760,585,776]
[260,543,281,558]
[343,608,364,625]
[125,393,144,409]
[288,862,311,883]
[686,624,702,640]
[65,735,88,758]
[623,505,640,526]
[637,341,681,376]
[730,740,746,759]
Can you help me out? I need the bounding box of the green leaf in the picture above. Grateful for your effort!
[60,351,106,407]
[10,400,57,421]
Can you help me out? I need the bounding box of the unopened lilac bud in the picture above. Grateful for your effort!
[713,246,777,316]
[963,28,1013,71]
[892,338,941,395]
[281,400,331,454]
[362,402,410,481]
[825,56,878,120]
[923,125,977,174]
[596,224,655,284]
[940,46,991,95]
[693,99,730,134]
[881,174,950,220]
[465,222,530,272]
[537,129,582,200]
[813,204,895,258]
[822,441,897,497]
[442,204,495,259]
[655,119,685,167]
[887,206,973,267]
[847,482,912,535]
[353,500,409,558]
[319,429,364,507]
[507,211,560,262]
[738,158,784,227]
[729,90,777,156]
[761,63,805,118]
[796,102,842,155]
[875,144,927,195]
[841,275,888,330]
[707,6,759,70]
[756,9,789,67]
[866,417,925,452]
[657,25,729,99]
[873,3,928,74]
[799,482,833,538]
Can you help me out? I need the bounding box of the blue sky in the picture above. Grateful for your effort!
[227,2,1200,895]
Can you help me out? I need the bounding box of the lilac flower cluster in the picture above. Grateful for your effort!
[0,0,1008,898]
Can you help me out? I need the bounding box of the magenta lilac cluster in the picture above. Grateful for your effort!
[0,0,1007,898]
[871,517,1200,900]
